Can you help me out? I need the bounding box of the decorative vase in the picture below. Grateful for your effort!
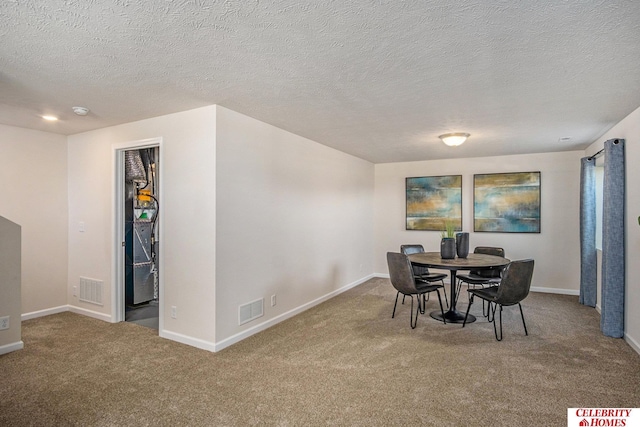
[456,232,469,258]
[440,238,456,259]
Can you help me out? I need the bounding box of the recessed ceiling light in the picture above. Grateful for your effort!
[42,115,58,121]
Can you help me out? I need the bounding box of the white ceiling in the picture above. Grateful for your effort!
[2,1,640,163]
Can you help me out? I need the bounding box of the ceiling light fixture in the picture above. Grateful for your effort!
[439,132,470,147]
[72,106,89,116]
[42,115,58,121]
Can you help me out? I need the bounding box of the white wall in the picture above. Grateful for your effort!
[215,106,374,346]
[374,151,583,293]
[586,105,640,352]
[0,125,68,314]
[0,216,22,354]
[67,106,217,347]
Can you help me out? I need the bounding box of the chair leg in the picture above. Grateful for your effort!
[392,291,400,318]
[518,303,528,336]
[492,304,503,341]
[435,290,446,324]
[419,293,426,314]
[410,296,419,329]
[441,280,448,307]
[462,293,474,327]
[483,299,491,318]
[487,301,495,323]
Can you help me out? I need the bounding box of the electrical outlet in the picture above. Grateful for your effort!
[171,306,177,319]
[0,316,9,330]
[271,295,276,307]
[72,286,77,297]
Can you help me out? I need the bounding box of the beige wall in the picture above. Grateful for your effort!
[5,103,636,354]
[374,151,583,293]
[215,106,375,347]
[66,105,374,351]
[0,216,22,354]
[586,105,640,352]
[67,106,218,347]
[0,125,68,315]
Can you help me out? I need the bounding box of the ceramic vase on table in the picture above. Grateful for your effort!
[456,232,469,258]
[440,238,456,259]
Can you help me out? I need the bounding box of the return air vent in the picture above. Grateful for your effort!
[79,277,104,306]
[239,298,264,325]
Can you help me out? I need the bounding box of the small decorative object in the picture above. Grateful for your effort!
[440,220,457,259]
[456,232,469,258]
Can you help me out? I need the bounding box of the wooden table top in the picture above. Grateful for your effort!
[408,252,510,270]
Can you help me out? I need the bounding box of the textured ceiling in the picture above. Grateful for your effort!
[1,0,640,163]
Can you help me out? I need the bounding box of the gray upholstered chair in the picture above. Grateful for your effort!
[456,246,505,302]
[462,259,534,341]
[400,244,448,306]
[387,252,446,329]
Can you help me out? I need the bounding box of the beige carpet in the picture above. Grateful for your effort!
[1,277,639,426]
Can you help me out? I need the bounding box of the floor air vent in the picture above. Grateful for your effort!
[239,298,264,325]
[79,277,104,306]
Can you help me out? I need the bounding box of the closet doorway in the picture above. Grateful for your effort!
[114,139,162,331]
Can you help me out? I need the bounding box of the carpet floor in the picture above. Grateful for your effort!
[1,277,639,426]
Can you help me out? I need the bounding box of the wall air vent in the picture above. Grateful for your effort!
[79,277,104,306]
[238,298,264,325]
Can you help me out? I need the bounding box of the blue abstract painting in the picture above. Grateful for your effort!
[474,172,541,233]
[406,175,462,231]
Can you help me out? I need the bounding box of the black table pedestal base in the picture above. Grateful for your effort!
[430,309,476,324]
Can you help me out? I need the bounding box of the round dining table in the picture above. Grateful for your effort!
[408,252,510,324]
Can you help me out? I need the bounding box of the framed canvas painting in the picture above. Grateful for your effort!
[474,172,541,233]
[406,175,462,231]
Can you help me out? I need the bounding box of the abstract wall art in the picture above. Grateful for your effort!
[406,175,462,231]
[473,171,541,233]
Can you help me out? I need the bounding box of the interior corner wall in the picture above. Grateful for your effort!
[374,151,583,293]
[0,124,68,315]
[0,216,22,353]
[215,106,374,345]
[585,105,640,351]
[67,106,217,346]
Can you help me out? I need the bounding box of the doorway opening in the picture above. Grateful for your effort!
[120,145,160,329]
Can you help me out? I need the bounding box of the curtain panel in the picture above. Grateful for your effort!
[601,138,625,338]
[579,157,597,307]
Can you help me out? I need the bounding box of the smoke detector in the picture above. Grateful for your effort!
[72,106,90,116]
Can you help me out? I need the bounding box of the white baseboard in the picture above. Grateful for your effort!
[376,274,580,296]
[625,333,640,356]
[68,305,112,322]
[0,341,24,355]
[159,330,216,352]
[22,305,69,321]
[213,274,375,352]
[22,305,112,323]
[530,286,579,296]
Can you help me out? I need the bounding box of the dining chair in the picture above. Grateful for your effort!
[462,259,534,341]
[400,244,448,306]
[456,246,505,312]
[387,252,446,329]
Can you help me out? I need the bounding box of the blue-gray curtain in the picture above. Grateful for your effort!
[579,157,597,307]
[601,138,625,338]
